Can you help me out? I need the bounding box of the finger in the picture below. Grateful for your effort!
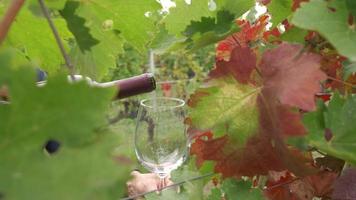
[130,170,140,177]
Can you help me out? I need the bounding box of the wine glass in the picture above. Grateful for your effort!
[134,97,189,189]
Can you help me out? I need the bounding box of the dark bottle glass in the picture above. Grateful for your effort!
[97,73,156,99]
[0,73,156,101]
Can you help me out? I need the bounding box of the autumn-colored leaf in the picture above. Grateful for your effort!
[257,90,314,175]
[191,133,228,168]
[320,51,346,91]
[190,92,311,177]
[211,46,257,84]
[188,77,260,142]
[264,171,301,200]
[264,169,338,200]
[189,88,312,178]
[189,15,322,184]
[332,168,356,200]
[189,67,312,178]
[260,43,327,111]
[276,105,306,137]
[191,133,286,177]
[304,170,338,197]
[315,92,331,102]
[216,15,269,61]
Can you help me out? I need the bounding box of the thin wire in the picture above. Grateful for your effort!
[156,78,194,84]
[120,172,214,200]
[38,0,75,80]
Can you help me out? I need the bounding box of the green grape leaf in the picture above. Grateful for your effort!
[27,0,68,12]
[60,0,121,79]
[206,179,264,200]
[145,189,189,200]
[0,71,114,146]
[0,133,131,200]
[163,0,215,36]
[65,1,122,80]
[222,179,264,199]
[148,158,213,200]
[189,31,227,51]
[188,77,259,143]
[1,1,72,74]
[303,93,356,164]
[59,1,99,52]
[149,25,185,55]
[343,62,356,80]
[69,0,160,79]
[267,0,293,27]
[164,0,253,36]
[75,0,161,52]
[346,0,356,17]
[43,0,68,10]
[215,0,255,18]
[184,10,236,39]
[280,26,307,44]
[291,0,356,62]
[206,188,222,200]
[0,50,133,199]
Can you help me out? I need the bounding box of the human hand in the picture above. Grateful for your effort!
[126,171,173,199]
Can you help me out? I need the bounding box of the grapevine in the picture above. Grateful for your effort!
[0,0,355,200]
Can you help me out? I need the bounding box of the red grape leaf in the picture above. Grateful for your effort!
[264,170,338,200]
[189,19,321,180]
[304,170,338,197]
[260,43,327,111]
[189,46,314,177]
[332,168,356,200]
[190,93,311,178]
[216,15,269,61]
[257,90,314,176]
[276,104,307,137]
[264,171,304,200]
[191,133,286,178]
[211,46,257,84]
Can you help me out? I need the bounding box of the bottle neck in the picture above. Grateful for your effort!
[70,73,156,99]
[0,73,156,101]
[111,73,156,99]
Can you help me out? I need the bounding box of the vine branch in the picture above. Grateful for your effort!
[327,76,356,88]
[0,0,26,45]
[38,0,75,80]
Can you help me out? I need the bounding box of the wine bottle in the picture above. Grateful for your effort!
[96,73,156,99]
[0,73,156,101]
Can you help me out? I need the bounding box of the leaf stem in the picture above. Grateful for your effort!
[0,0,26,46]
[327,76,356,88]
[263,177,301,191]
[120,172,214,200]
[38,0,75,80]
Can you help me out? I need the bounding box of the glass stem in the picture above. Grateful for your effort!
[157,173,168,192]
